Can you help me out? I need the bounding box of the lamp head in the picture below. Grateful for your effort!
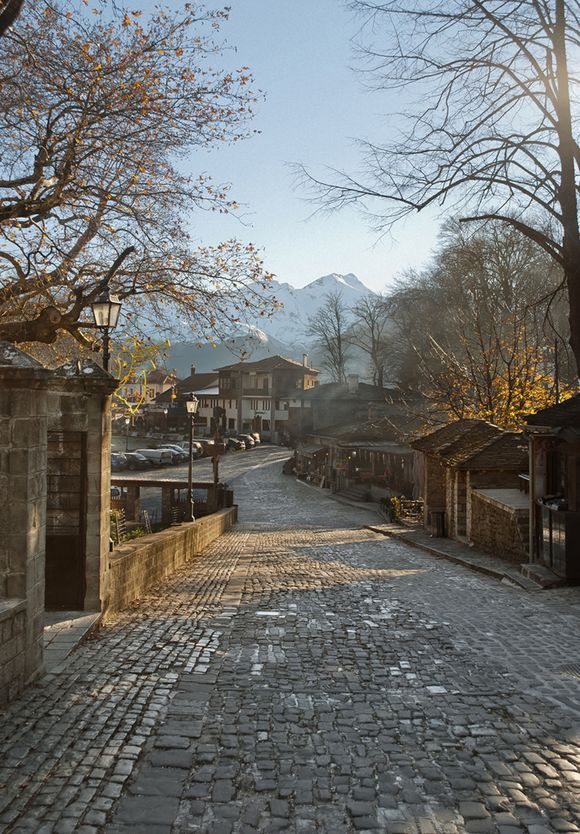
[91,286,122,329]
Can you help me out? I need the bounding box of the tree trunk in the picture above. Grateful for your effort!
[566,260,580,378]
[554,0,580,377]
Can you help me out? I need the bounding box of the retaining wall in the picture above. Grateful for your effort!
[470,491,528,563]
[106,507,237,616]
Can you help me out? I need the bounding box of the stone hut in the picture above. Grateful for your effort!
[411,420,528,548]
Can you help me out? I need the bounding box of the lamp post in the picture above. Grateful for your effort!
[91,286,122,373]
[124,415,131,452]
[185,394,199,522]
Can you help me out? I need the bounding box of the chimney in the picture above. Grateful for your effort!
[347,374,359,394]
[190,364,196,377]
[302,353,308,367]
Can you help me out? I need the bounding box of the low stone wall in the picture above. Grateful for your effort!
[470,491,528,563]
[106,507,237,616]
[0,600,29,707]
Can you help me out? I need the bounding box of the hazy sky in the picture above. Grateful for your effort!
[185,0,441,292]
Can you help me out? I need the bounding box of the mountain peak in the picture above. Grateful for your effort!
[305,272,373,294]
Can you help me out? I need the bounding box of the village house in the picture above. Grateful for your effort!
[117,368,175,407]
[216,355,320,442]
[525,395,580,580]
[293,375,402,437]
[411,419,529,560]
[145,366,219,433]
[296,411,419,499]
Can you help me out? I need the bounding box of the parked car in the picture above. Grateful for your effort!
[157,444,188,464]
[135,448,173,466]
[251,432,261,445]
[192,438,216,457]
[237,434,255,448]
[111,452,127,471]
[124,452,151,471]
[191,441,204,459]
[225,437,245,451]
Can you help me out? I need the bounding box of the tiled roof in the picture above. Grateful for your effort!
[216,355,319,374]
[525,394,580,427]
[147,369,173,385]
[410,419,503,464]
[301,382,400,402]
[155,372,218,402]
[455,432,528,471]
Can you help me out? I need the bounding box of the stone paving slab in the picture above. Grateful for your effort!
[43,612,102,672]
[1,452,580,833]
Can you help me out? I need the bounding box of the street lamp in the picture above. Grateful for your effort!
[185,394,199,522]
[91,285,122,372]
[124,415,131,452]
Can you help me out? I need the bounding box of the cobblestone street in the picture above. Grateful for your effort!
[1,450,580,834]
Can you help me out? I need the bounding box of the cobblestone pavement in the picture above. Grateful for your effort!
[1,458,580,834]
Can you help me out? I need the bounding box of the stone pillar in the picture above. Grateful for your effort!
[0,343,51,684]
[47,361,117,612]
[124,484,140,522]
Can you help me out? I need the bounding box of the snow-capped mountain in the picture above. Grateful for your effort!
[154,272,376,376]
[247,272,375,343]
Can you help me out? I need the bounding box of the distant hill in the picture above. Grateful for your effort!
[165,326,310,378]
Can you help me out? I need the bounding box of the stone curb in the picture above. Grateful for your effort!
[364,524,537,590]
[295,479,540,591]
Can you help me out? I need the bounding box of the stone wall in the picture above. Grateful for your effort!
[423,456,447,531]
[0,346,51,705]
[0,601,28,706]
[465,470,522,539]
[470,491,528,563]
[106,507,237,615]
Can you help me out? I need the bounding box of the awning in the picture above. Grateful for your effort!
[297,444,328,458]
[338,441,412,454]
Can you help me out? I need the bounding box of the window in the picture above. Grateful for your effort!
[196,416,208,426]
[228,418,235,430]
[250,399,259,410]
[262,400,270,410]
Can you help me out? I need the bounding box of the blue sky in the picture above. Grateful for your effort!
[184,0,441,292]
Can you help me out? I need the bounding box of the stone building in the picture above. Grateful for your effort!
[411,420,529,559]
[525,395,580,580]
[216,355,320,442]
[290,376,403,438]
[0,345,115,705]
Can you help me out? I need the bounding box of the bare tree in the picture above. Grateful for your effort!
[0,2,275,348]
[349,294,391,387]
[304,1,580,376]
[385,222,574,427]
[307,291,351,382]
